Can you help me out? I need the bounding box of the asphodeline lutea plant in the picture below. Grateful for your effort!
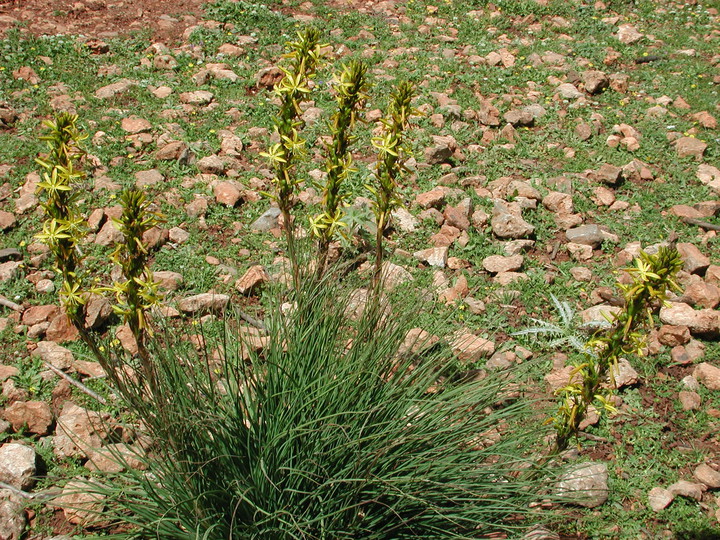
[368,81,418,283]
[35,113,88,330]
[310,60,368,279]
[261,28,325,288]
[552,246,682,453]
[104,189,164,381]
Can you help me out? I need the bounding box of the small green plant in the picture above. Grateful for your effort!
[368,81,417,282]
[548,247,682,452]
[310,60,368,279]
[261,28,325,288]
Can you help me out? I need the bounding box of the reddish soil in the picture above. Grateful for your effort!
[0,0,206,43]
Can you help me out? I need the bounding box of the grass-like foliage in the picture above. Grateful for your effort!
[87,277,549,539]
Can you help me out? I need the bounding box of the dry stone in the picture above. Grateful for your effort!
[557,462,609,508]
[178,293,230,314]
[3,401,53,435]
[0,443,36,490]
[450,332,495,363]
[693,363,720,391]
[55,402,112,459]
[32,341,74,370]
[648,487,674,512]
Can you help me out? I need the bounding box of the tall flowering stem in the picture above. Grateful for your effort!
[552,247,683,453]
[35,113,88,332]
[368,81,417,284]
[261,28,324,289]
[106,189,163,383]
[310,60,368,279]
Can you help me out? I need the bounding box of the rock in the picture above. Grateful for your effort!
[21,305,59,326]
[424,143,453,164]
[177,293,230,314]
[84,294,113,329]
[169,226,190,244]
[491,201,534,239]
[121,116,152,133]
[693,363,720,390]
[443,199,472,230]
[380,262,413,290]
[676,243,710,274]
[667,480,704,501]
[579,305,621,325]
[94,79,136,99]
[256,66,284,89]
[54,402,111,459]
[566,224,604,247]
[415,188,445,209]
[214,181,242,206]
[557,83,583,99]
[55,479,106,526]
[660,304,720,337]
[414,247,448,268]
[3,401,53,435]
[46,313,79,343]
[692,111,717,129]
[251,207,281,232]
[583,70,609,95]
[0,443,36,490]
[657,325,691,347]
[678,391,701,411]
[94,220,123,246]
[0,261,21,282]
[154,270,184,291]
[155,141,191,162]
[697,164,720,193]
[0,102,19,129]
[543,192,574,214]
[115,325,138,356]
[0,248,21,262]
[609,358,639,388]
[85,443,146,473]
[648,487,674,512]
[0,491,25,540]
[236,265,269,295]
[0,211,16,231]
[557,462,609,508]
[398,328,440,358]
[675,137,707,160]
[430,224,460,247]
[179,90,214,105]
[32,341,74,370]
[483,254,523,274]
[693,464,720,489]
[197,155,225,175]
[617,24,643,44]
[450,332,495,363]
[392,207,418,232]
[503,109,534,127]
[594,163,623,186]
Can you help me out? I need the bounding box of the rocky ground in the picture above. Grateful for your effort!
[0,0,719,537]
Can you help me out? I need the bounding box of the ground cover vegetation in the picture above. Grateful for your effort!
[0,0,719,537]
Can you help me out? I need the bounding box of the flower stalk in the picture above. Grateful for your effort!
[310,60,368,279]
[552,246,683,453]
[261,28,324,289]
[368,81,417,285]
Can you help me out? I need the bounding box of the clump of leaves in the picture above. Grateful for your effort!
[261,28,325,287]
[368,81,417,282]
[82,276,551,538]
[310,60,368,279]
